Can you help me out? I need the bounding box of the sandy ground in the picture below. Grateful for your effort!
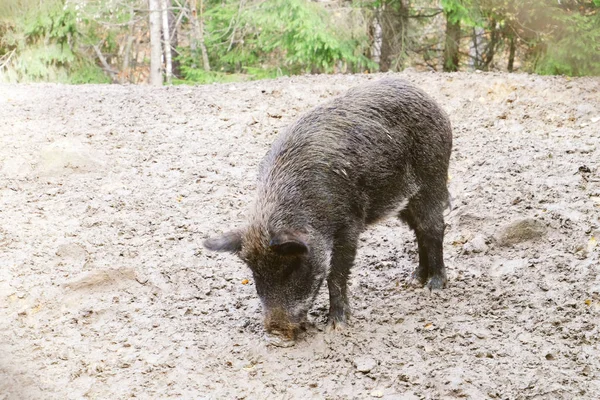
[0,71,599,399]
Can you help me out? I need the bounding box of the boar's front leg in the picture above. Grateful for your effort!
[326,231,359,330]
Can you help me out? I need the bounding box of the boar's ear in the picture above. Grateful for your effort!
[269,230,309,256]
[203,230,243,253]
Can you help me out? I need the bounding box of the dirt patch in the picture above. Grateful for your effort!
[1,72,599,399]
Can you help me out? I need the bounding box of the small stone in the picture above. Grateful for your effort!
[265,333,296,348]
[370,390,384,398]
[56,243,87,260]
[473,329,490,339]
[543,347,557,361]
[354,357,377,373]
[463,234,488,254]
[582,365,591,376]
[573,242,589,260]
[496,218,547,246]
[518,332,532,343]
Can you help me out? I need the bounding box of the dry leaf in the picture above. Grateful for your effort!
[588,236,597,252]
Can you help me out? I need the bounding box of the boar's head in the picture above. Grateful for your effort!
[204,226,330,340]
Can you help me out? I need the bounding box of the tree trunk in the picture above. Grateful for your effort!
[148,0,163,85]
[190,0,210,71]
[132,26,143,83]
[169,10,180,78]
[396,0,409,71]
[160,0,172,84]
[482,21,499,71]
[443,10,460,72]
[370,9,382,67]
[379,3,392,72]
[507,35,516,72]
[378,0,409,72]
[469,27,486,70]
[121,6,136,83]
[122,34,135,83]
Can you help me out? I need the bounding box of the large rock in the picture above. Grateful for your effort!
[36,137,104,176]
[496,218,547,246]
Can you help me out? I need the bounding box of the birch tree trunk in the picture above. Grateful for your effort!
[469,27,486,70]
[149,0,163,85]
[160,0,172,84]
[370,9,382,66]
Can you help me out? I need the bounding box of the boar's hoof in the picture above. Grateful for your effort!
[409,267,428,287]
[426,275,447,291]
[326,317,348,333]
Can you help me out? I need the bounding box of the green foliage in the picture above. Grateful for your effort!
[534,7,600,76]
[1,0,108,83]
[3,0,600,83]
[0,0,44,19]
[70,60,112,83]
[22,4,78,45]
[439,0,600,76]
[176,51,247,84]
[441,0,476,25]
[179,0,375,83]
[250,0,372,73]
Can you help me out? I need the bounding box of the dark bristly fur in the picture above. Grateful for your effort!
[204,77,452,338]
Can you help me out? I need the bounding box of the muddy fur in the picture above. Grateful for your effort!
[205,77,452,336]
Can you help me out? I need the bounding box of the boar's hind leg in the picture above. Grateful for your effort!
[327,234,358,329]
[399,194,448,290]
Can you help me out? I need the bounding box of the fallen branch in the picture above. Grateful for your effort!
[0,49,16,69]
[92,43,119,76]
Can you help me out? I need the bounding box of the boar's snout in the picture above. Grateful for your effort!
[264,307,304,340]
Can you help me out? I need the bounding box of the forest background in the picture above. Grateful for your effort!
[0,0,599,85]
